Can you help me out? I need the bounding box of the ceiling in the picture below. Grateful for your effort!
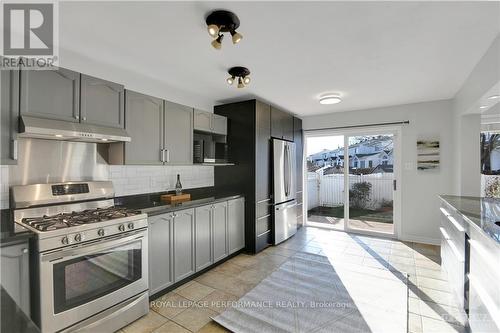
[59,1,500,116]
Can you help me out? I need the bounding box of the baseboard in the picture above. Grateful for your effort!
[400,234,440,246]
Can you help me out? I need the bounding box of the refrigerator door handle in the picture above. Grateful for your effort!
[284,144,289,197]
[288,143,293,198]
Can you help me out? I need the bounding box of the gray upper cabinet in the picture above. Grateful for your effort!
[271,106,293,141]
[212,114,227,135]
[125,90,163,165]
[212,201,228,262]
[173,208,195,282]
[194,109,212,132]
[228,197,245,254]
[80,74,124,128]
[148,214,173,295]
[194,109,227,135]
[20,68,80,122]
[1,241,30,315]
[164,101,193,164]
[1,67,19,165]
[195,206,213,272]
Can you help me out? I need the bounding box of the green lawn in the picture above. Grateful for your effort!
[308,205,393,224]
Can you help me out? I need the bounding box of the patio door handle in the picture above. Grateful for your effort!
[393,180,397,191]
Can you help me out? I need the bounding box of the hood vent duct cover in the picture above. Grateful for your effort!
[18,116,131,143]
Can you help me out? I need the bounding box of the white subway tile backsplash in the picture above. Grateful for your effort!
[0,163,214,208]
[109,165,214,197]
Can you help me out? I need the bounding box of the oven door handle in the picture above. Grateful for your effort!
[41,231,146,263]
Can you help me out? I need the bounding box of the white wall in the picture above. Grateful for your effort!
[303,99,454,244]
[452,34,500,196]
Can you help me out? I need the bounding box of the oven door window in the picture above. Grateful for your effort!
[53,240,142,314]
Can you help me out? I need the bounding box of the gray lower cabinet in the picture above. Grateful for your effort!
[173,208,195,282]
[20,67,80,122]
[0,241,30,315]
[1,67,19,165]
[195,206,213,271]
[148,213,173,295]
[164,101,193,164]
[80,74,125,128]
[149,199,244,295]
[125,90,164,165]
[227,198,245,254]
[212,202,228,262]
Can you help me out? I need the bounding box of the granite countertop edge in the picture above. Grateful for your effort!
[129,194,244,217]
[439,195,500,245]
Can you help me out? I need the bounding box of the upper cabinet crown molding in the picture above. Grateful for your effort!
[80,74,125,129]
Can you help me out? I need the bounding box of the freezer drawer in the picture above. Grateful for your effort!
[273,200,297,245]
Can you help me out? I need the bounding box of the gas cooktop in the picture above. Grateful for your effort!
[21,207,140,231]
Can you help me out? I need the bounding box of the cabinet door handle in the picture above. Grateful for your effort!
[160,149,165,162]
[166,149,170,163]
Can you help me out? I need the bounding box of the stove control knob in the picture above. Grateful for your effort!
[118,224,126,232]
[127,223,134,230]
[97,229,105,237]
[74,234,82,242]
[61,236,69,245]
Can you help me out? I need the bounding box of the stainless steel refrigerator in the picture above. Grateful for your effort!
[272,139,297,244]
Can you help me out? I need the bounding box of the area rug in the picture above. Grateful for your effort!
[213,252,408,333]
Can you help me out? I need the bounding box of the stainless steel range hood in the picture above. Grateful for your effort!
[18,116,131,143]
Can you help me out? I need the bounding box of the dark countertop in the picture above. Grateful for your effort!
[1,287,40,333]
[115,187,243,217]
[440,195,500,244]
[0,209,35,246]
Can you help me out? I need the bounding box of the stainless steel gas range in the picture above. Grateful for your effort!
[11,181,149,333]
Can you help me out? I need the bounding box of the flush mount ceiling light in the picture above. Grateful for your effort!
[227,67,250,89]
[319,94,342,105]
[206,10,242,49]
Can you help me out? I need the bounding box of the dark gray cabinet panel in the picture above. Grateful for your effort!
[164,101,193,164]
[0,241,30,315]
[194,109,212,132]
[294,117,303,192]
[212,202,228,262]
[271,106,293,141]
[80,74,124,128]
[195,206,213,271]
[20,68,80,122]
[125,90,163,165]
[173,208,195,282]
[256,101,271,202]
[1,68,19,165]
[228,198,245,254]
[149,214,173,295]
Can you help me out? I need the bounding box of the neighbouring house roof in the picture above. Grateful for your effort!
[371,164,394,173]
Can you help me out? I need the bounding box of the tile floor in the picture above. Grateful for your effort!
[119,226,468,333]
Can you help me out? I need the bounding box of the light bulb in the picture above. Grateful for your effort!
[230,30,243,44]
[211,34,223,50]
[237,77,245,88]
[207,24,219,38]
[227,76,234,85]
[243,76,251,85]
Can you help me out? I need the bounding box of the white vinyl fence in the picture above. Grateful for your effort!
[307,172,393,210]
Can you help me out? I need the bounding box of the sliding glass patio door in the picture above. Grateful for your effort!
[305,128,400,238]
[345,133,396,236]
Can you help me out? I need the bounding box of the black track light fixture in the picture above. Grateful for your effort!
[206,10,242,49]
[227,67,250,89]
